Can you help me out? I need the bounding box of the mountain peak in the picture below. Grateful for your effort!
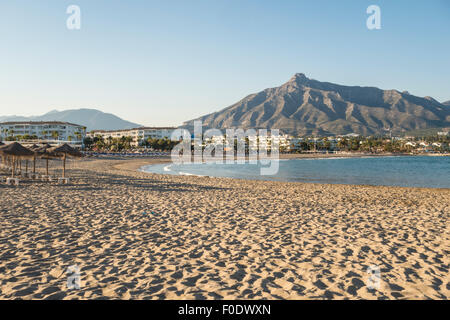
[45,109,60,115]
[184,74,450,136]
[289,73,308,82]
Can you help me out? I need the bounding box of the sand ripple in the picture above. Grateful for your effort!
[0,158,448,299]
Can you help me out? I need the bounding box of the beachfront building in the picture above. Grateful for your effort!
[253,134,292,151]
[405,142,416,147]
[432,142,442,148]
[0,121,86,146]
[87,127,177,146]
[203,132,292,152]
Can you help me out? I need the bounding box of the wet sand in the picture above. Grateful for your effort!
[0,158,448,299]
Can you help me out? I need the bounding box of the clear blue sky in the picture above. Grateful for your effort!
[0,0,449,126]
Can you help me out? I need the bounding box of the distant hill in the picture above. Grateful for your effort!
[183,73,450,136]
[0,108,142,131]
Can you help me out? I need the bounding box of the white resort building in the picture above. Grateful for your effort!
[87,127,177,146]
[0,121,86,145]
[202,132,292,152]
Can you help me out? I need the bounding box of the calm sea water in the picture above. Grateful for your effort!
[141,156,450,188]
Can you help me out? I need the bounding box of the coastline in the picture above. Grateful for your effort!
[134,153,450,189]
[1,157,448,299]
[82,151,447,172]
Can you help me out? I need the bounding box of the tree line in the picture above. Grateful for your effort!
[83,136,177,151]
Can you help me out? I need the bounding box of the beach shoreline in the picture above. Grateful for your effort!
[134,153,450,189]
[0,157,448,299]
[110,151,445,163]
[82,151,447,173]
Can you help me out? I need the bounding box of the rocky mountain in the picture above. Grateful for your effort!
[0,108,142,131]
[184,73,450,136]
[443,101,450,106]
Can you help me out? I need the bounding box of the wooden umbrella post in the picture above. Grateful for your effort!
[12,156,15,178]
[63,153,66,178]
[47,144,82,182]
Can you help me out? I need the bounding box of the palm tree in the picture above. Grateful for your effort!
[93,136,105,150]
[51,131,59,141]
[1,128,8,140]
[125,136,133,149]
[106,136,113,150]
[74,131,82,142]
[337,138,348,151]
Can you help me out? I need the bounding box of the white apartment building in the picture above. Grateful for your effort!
[203,133,292,151]
[247,134,292,150]
[87,127,176,146]
[0,121,86,144]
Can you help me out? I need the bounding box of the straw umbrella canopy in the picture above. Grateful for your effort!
[49,144,83,177]
[0,142,34,177]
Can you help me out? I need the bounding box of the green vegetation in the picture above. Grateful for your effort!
[141,137,178,151]
[4,134,39,141]
[83,136,177,152]
[291,135,449,153]
[80,133,449,154]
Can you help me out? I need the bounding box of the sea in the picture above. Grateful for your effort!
[140,156,450,188]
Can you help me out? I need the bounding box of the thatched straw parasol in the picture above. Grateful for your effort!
[0,142,34,178]
[49,144,83,177]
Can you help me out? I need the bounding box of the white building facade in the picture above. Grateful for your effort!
[203,132,292,152]
[87,127,176,146]
[0,121,86,144]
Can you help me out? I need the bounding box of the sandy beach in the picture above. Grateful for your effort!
[0,157,448,300]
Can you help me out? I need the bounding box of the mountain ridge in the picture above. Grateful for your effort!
[183,73,450,136]
[0,108,142,131]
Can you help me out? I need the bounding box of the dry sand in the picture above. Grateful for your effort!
[0,157,448,300]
